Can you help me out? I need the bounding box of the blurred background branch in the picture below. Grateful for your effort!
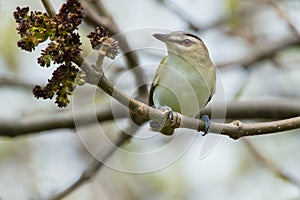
[47,127,133,200]
[244,138,300,188]
[1,100,300,137]
[257,0,300,39]
[155,0,222,32]
[0,77,33,89]
[217,38,300,68]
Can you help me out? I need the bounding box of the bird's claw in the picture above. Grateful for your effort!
[149,105,175,135]
[200,115,210,136]
[161,106,174,121]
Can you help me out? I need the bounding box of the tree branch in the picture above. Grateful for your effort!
[210,116,300,139]
[40,0,56,18]
[84,48,300,139]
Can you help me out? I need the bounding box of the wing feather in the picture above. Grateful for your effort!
[148,56,167,106]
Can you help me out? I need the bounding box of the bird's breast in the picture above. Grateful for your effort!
[152,61,213,117]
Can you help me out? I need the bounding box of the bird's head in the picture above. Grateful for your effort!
[153,31,210,61]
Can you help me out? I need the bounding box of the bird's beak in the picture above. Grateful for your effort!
[153,33,169,42]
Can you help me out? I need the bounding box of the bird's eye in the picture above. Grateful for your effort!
[182,39,192,46]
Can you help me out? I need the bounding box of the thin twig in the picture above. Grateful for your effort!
[40,0,56,18]
[96,52,105,71]
[260,0,300,40]
[211,116,300,139]
[244,139,300,187]
[82,0,148,96]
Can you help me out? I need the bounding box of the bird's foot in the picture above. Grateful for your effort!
[198,115,211,136]
[160,106,174,120]
[149,105,176,135]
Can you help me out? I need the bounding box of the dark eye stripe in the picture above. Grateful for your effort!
[185,33,202,42]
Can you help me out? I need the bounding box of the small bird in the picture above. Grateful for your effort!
[149,31,216,135]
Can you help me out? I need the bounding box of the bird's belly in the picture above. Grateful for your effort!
[152,68,210,117]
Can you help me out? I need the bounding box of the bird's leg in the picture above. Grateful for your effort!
[197,115,211,136]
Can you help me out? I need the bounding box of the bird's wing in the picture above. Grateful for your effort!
[203,64,216,107]
[148,56,168,106]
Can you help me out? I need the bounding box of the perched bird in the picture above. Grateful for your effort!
[149,31,216,135]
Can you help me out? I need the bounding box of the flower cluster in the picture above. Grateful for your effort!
[13,0,84,107]
[56,0,83,30]
[87,26,119,59]
[38,35,81,67]
[32,64,78,107]
[14,0,120,107]
[13,7,50,51]
[87,26,109,49]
